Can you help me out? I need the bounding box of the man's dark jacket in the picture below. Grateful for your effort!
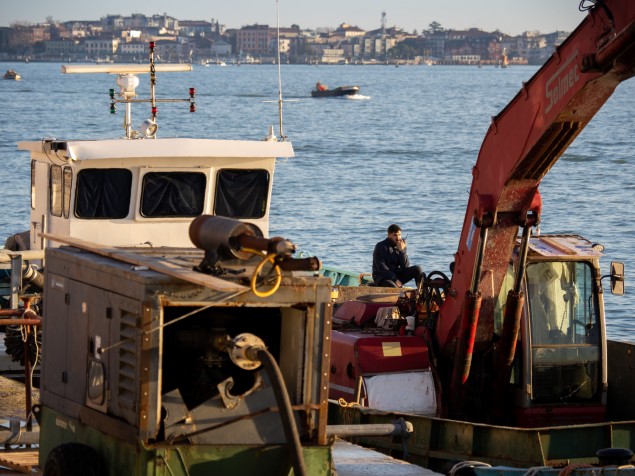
[372,237,411,284]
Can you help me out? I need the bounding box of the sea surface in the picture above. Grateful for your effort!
[1,61,634,341]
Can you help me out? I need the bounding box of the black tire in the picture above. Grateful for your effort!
[4,324,42,366]
[44,443,106,476]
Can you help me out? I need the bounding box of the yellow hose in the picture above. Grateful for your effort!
[247,250,282,298]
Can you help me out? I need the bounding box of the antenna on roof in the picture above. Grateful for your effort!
[264,0,298,141]
[62,47,195,140]
[276,0,286,141]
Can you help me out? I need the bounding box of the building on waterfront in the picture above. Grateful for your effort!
[0,12,569,65]
[236,24,271,55]
[84,37,120,60]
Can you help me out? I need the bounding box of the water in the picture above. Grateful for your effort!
[1,62,634,341]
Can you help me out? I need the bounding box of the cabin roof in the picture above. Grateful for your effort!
[528,234,603,258]
[18,137,294,161]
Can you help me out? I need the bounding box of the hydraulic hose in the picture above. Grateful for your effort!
[255,347,307,476]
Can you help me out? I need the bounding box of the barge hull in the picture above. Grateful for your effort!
[329,340,635,472]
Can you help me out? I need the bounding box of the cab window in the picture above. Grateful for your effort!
[527,261,601,403]
[75,168,132,219]
[63,167,73,219]
[140,172,206,217]
[214,169,269,219]
[49,165,63,217]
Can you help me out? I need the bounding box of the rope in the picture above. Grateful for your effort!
[524,466,553,476]
[449,461,491,476]
[337,398,361,408]
[18,321,40,427]
[27,325,40,426]
[338,398,360,426]
[558,463,593,476]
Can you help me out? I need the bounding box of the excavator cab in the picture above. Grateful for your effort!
[498,235,618,426]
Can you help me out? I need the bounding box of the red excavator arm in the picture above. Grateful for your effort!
[433,0,635,411]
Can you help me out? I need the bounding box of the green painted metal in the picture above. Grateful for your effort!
[322,267,373,286]
[328,402,635,472]
[39,406,334,475]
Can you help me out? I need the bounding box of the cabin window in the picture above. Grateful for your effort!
[214,169,269,219]
[75,168,132,219]
[30,161,36,210]
[63,167,73,219]
[140,172,206,217]
[49,165,63,217]
[527,261,601,403]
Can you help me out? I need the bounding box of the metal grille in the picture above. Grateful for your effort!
[116,309,140,422]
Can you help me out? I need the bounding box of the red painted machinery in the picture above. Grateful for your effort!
[330,0,635,427]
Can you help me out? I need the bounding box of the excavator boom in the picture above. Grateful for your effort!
[328,0,633,435]
[437,0,635,352]
[433,0,635,413]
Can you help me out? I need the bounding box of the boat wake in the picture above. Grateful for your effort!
[346,94,371,100]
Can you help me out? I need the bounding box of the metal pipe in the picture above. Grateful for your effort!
[471,224,489,295]
[9,254,22,309]
[0,422,39,446]
[513,225,532,295]
[449,291,482,417]
[454,292,482,386]
[447,217,490,416]
[24,325,33,432]
[496,291,524,370]
[189,215,263,260]
[489,289,524,423]
[277,257,321,272]
[0,250,45,262]
[22,263,44,290]
[326,420,413,438]
[237,234,295,258]
[0,318,41,325]
[0,301,41,322]
[149,42,157,122]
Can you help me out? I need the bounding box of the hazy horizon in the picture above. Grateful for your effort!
[2,0,587,36]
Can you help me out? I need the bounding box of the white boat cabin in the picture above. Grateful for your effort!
[16,60,294,251]
[19,137,293,250]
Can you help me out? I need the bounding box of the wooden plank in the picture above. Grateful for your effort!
[0,449,39,473]
[41,233,248,294]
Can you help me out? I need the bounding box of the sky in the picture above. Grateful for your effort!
[1,0,587,35]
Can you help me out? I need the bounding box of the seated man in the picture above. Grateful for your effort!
[372,224,423,288]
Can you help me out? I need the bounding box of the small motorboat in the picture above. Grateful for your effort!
[3,69,21,80]
[311,84,360,98]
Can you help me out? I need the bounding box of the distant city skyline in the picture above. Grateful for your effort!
[3,0,587,36]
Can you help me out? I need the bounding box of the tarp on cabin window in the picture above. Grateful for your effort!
[75,169,132,219]
[214,169,269,219]
[141,172,206,217]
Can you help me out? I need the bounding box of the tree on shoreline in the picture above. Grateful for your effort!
[427,21,444,34]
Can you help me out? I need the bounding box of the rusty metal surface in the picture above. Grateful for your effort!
[39,243,334,473]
